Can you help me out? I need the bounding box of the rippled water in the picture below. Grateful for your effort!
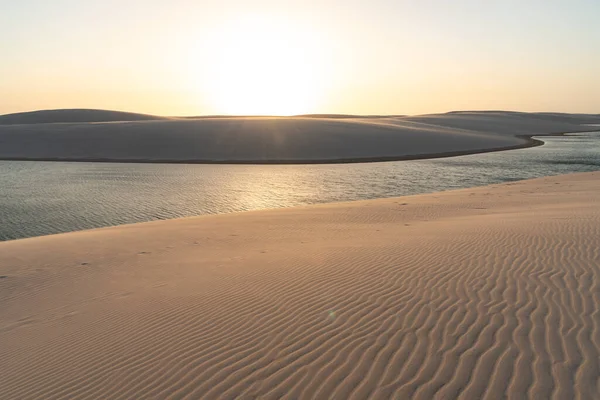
[1,132,599,241]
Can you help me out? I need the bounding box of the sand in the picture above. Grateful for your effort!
[1,171,599,399]
[0,109,165,125]
[0,110,598,163]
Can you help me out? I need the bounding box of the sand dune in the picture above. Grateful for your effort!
[445,110,600,125]
[404,111,599,136]
[1,172,599,399]
[0,109,165,125]
[0,111,596,163]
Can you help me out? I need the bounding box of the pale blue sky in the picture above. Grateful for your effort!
[1,0,599,115]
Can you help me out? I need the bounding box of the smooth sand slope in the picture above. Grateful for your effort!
[0,110,598,163]
[1,172,599,399]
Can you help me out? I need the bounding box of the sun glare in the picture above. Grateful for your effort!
[205,15,328,116]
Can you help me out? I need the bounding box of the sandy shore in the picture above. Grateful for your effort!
[1,172,599,399]
[0,111,598,164]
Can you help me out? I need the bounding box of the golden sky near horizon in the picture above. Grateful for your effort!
[1,0,599,116]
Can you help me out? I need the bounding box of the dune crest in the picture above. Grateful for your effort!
[1,172,599,399]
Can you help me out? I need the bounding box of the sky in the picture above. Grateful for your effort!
[1,0,599,116]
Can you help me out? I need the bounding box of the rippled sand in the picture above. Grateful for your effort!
[1,172,599,399]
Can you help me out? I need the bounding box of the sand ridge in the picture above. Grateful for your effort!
[1,172,599,399]
[0,111,598,164]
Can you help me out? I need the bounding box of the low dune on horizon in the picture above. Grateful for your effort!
[1,172,599,399]
[0,109,598,164]
[0,108,167,125]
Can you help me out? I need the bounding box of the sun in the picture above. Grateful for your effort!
[205,15,328,116]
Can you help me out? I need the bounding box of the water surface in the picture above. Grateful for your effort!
[1,132,599,241]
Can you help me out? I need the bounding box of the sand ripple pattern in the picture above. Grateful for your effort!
[0,172,599,399]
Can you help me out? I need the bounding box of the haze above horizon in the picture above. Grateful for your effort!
[2,0,599,116]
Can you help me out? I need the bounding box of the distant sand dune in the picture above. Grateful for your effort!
[0,110,597,163]
[405,111,600,135]
[0,109,165,125]
[1,172,599,399]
